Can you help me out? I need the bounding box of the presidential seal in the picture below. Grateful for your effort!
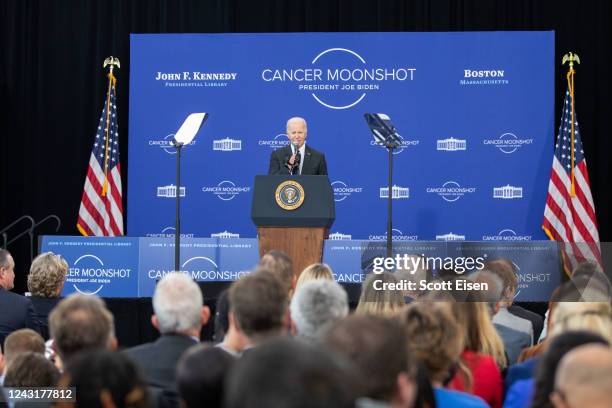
[275,180,305,210]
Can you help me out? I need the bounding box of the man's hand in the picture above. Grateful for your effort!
[286,154,297,170]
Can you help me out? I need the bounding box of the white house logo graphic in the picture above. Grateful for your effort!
[369,228,418,241]
[69,254,132,295]
[437,137,467,151]
[371,133,420,155]
[483,133,533,154]
[202,180,251,201]
[258,133,291,150]
[157,184,186,198]
[261,48,416,110]
[493,185,523,199]
[213,138,242,151]
[145,226,194,238]
[211,231,240,238]
[149,134,197,155]
[331,180,363,202]
[426,181,476,202]
[436,232,466,241]
[482,229,532,241]
[380,185,409,199]
[329,232,353,240]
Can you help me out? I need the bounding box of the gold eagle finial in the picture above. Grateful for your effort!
[562,52,580,70]
[103,56,121,73]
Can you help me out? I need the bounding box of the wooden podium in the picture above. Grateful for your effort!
[252,175,335,278]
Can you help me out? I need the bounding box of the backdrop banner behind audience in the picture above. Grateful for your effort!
[40,235,568,300]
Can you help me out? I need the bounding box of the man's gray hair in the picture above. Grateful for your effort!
[290,280,348,340]
[0,249,11,267]
[153,272,203,334]
[286,117,307,130]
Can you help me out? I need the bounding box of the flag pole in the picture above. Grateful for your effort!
[102,56,120,197]
[562,52,580,197]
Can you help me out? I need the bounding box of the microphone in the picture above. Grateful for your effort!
[291,141,300,155]
[293,142,301,162]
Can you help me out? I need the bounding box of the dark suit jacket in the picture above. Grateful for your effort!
[29,296,61,340]
[0,288,35,348]
[268,145,327,175]
[508,305,544,342]
[123,334,198,405]
[494,323,531,365]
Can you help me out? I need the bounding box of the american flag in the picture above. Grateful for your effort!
[77,73,124,236]
[542,84,600,268]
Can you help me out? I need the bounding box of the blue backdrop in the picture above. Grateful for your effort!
[128,32,554,241]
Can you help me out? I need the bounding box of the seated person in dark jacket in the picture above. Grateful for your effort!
[27,252,68,339]
[124,272,210,407]
[0,249,36,346]
[268,117,328,175]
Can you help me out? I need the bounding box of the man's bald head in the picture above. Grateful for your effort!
[553,344,612,408]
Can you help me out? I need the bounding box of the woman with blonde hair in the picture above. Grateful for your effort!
[27,252,68,339]
[295,263,333,290]
[355,272,405,317]
[447,293,505,408]
[505,276,612,394]
[549,300,612,342]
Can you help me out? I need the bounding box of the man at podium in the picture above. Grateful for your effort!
[268,117,328,176]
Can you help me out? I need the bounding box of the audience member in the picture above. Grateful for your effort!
[225,337,354,408]
[485,259,535,344]
[505,279,611,390]
[517,286,563,362]
[58,349,149,408]
[393,255,430,302]
[124,272,209,406]
[48,293,116,368]
[323,315,419,408]
[295,263,333,290]
[572,261,611,296]
[445,294,504,408]
[176,344,235,408]
[257,250,295,296]
[399,301,488,408]
[1,328,45,384]
[290,279,348,340]
[213,289,229,343]
[470,269,530,364]
[3,351,59,387]
[504,330,609,408]
[550,344,612,408]
[492,259,545,340]
[0,249,35,347]
[26,251,68,339]
[549,299,612,342]
[213,289,245,357]
[355,272,405,317]
[534,262,610,344]
[227,271,289,348]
